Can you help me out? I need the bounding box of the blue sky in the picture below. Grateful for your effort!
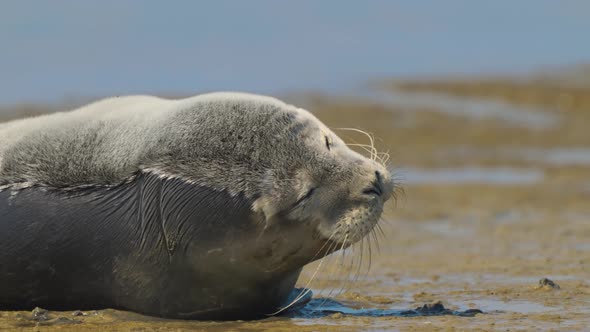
[1,0,589,104]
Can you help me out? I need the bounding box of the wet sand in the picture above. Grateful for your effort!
[1,76,589,331]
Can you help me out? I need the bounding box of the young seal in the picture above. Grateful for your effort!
[0,92,395,320]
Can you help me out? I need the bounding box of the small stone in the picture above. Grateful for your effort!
[72,310,85,316]
[416,301,447,314]
[460,309,484,317]
[330,312,343,319]
[31,307,49,321]
[538,278,560,290]
[48,316,80,325]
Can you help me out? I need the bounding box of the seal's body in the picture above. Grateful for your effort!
[0,93,394,319]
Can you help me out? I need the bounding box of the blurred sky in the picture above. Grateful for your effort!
[1,0,590,104]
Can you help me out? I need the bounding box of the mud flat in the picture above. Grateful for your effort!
[1,76,589,331]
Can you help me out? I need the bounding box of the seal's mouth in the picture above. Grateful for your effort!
[362,186,382,197]
[317,199,384,251]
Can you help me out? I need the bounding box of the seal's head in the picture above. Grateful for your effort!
[249,101,395,251]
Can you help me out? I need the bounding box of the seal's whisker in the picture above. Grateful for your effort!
[342,234,359,295]
[371,228,381,254]
[381,149,391,165]
[346,143,373,149]
[343,234,367,299]
[385,170,405,211]
[368,133,377,162]
[314,232,351,310]
[342,138,376,161]
[333,127,392,167]
[366,229,374,274]
[339,229,367,299]
[357,234,370,283]
[377,150,390,165]
[372,225,379,253]
[333,232,351,291]
[349,234,365,292]
[346,143,377,160]
[322,237,346,299]
[333,127,378,161]
[313,238,340,298]
[375,221,387,241]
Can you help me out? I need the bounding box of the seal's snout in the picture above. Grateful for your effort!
[360,163,394,202]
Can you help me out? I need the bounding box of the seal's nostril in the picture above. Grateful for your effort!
[375,171,385,195]
[362,186,381,196]
[375,171,382,184]
[363,171,384,197]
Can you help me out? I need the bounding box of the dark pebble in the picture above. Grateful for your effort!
[539,277,560,289]
[31,307,49,321]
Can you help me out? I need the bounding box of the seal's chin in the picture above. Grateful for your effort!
[318,200,384,249]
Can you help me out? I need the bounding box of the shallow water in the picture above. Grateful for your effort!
[316,87,561,129]
[291,298,483,318]
[465,298,557,314]
[436,147,590,167]
[512,148,590,166]
[397,167,544,185]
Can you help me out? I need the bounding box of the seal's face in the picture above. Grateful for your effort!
[253,106,395,251]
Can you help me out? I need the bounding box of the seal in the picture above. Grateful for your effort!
[0,92,395,320]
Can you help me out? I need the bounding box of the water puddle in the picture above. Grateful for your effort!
[466,298,558,314]
[290,298,482,320]
[356,88,558,129]
[493,210,529,224]
[511,148,590,166]
[430,273,577,287]
[420,219,474,238]
[437,147,590,167]
[576,243,590,252]
[397,167,544,185]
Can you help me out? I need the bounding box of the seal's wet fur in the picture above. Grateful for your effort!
[0,93,395,319]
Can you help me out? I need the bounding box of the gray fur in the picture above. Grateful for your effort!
[0,93,297,190]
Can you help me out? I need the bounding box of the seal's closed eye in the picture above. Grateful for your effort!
[324,135,332,151]
[294,187,316,207]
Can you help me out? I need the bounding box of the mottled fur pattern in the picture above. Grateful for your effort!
[0,94,289,190]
